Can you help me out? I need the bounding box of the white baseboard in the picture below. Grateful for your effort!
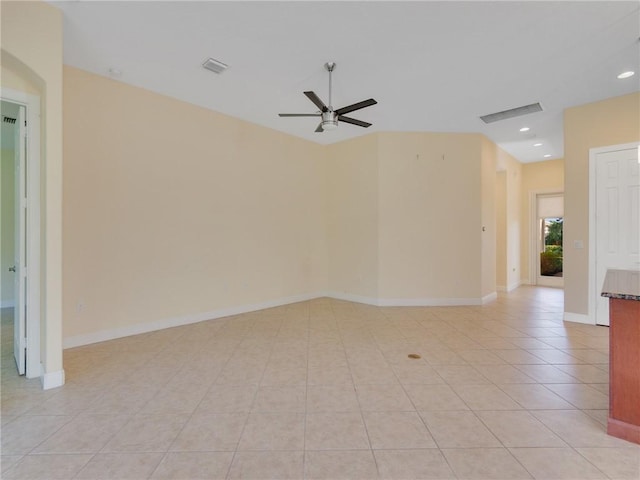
[497,281,522,293]
[563,311,594,325]
[326,291,379,306]
[327,292,493,307]
[63,292,326,349]
[64,290,510,349]
[41,368,65,390]
[0,300,15,308]
[507,280,522,292]
[377,296,488,307]
[482,292,498,304]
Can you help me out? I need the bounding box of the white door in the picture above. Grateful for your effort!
[595,147,640,326]
[13,105,26,375]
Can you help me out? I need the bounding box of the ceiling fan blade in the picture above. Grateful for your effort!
[315,123,324,133]
[335,98,377,116]
[338,115,372,128]
[279,113,321,117]
[304,91,329,112]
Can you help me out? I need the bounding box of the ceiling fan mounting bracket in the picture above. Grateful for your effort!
[324,62,336,72]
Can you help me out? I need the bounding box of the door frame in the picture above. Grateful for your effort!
[588,141,640,325]
[1,88,41,379]
[529,189,564,286]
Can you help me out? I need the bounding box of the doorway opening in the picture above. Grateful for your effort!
[530,192,564,288]
[1,93,41,379]
[540,217,563,279]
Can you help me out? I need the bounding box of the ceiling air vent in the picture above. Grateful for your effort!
[202,58,228,74]
[480,102,543,124]
[3,116,17,124]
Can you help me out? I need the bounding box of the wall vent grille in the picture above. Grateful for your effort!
[202,58,228,74]
[480,102,543,124]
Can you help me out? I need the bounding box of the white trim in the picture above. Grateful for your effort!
[63,292,325,349]
[0,300,16,308]
[497,280,522,293]
[327,291,379,306]
[372,295,491,307]
[64,290,510,348]
[563,311,593,325]
[40,367,65,390]
[1,89,41,381]
[482,292,498,304]
[327,292,493,307]
[508,280,522,292]
[588,142,640,328]
[529,190,538,285]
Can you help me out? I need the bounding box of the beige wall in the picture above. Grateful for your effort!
[377,132,487,301]
[520,159,564,283]
[326,135,379,299]
[505,156,522,290]
[1,0,64,379]
[326,131,495,304]
[1,65,41,96]
[496,150,522,291]
[62,70,503,345]
[480,138,497,297]
[564,92,640,318]
[1,149,15,306]
[63,66,327,341]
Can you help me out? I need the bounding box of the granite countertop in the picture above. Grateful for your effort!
[601,269,640,301]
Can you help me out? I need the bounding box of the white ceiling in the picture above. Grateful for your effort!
[51,1,639,163]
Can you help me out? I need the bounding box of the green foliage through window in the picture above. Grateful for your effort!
[545,218,563,246]
[541,218,563,276]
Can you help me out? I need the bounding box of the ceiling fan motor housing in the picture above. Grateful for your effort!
[321,111,338,130]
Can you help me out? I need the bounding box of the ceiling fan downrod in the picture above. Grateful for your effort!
[325,62,336,110]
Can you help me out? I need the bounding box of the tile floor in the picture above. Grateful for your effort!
[1,287,639,479]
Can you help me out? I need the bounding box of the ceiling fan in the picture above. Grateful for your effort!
[279,62,377,133]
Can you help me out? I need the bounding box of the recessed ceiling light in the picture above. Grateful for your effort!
[519,127,530,132]
[617,71,635,79]
[544,154,552,158]
[533,143,543,147]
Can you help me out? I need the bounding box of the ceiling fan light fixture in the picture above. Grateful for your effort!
[322,120,338,131]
